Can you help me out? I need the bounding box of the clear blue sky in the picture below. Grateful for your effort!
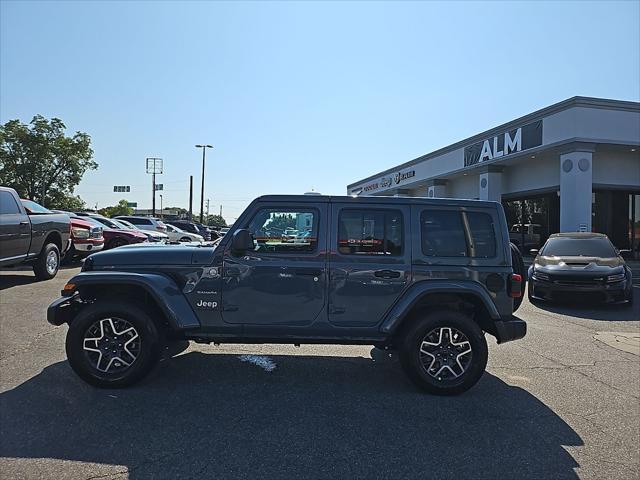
[2,1,639,222]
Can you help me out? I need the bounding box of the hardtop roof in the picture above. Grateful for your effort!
[254,194,500,208]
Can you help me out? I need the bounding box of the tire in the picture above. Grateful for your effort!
[33,243,60,280]
[179,236,191,243]
[510,242,525,312]
[107,237,128,249]
[66,301,162,388]
[399,310,488,395]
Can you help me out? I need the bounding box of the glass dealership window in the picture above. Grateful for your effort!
[247,209,317,253]
[338,210,403,255]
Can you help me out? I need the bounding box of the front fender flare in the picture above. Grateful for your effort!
[64,271,200,330]
[379,280,501,335]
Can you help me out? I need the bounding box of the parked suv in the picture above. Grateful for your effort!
[48,195,526,395]
[166,220,212,241]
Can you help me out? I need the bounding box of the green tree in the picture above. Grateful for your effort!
[98,199,133,218]
[53,194,86,212]
[0,115,97,207]
[204,214,227,227]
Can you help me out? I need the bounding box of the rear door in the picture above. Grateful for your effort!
[0,190,30,262]
[328,203,411,327]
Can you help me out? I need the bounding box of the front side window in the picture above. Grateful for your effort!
[247,208,317,253]
[421,210,467,257]
[338,209,403,256]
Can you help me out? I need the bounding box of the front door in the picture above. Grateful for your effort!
[0,190,30,262]
[221,203,327,326]
[328,203,411,327]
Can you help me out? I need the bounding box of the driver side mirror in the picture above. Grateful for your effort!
[231,229,254,255]
[529,248,539,256]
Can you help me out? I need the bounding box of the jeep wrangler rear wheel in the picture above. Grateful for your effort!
[66,301,162,388]
[399,311,488,395]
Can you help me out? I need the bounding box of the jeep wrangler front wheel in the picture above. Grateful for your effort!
[399,311,488,395]
[66,301,162,388]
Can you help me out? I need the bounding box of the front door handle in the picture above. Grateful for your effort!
[19,221,29,228]
[374,269,401,279]
[295,268,322,276]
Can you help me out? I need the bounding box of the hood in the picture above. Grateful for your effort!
[87,243,216,267]
[104,228,148,239]
[536,255,624,268]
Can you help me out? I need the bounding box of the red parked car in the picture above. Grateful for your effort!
[66,216,104,261]
[77,215,147,249]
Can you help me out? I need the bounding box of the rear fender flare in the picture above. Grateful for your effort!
[68,271,200,330]
[379,280,500,335]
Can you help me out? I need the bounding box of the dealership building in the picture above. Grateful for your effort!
[347,96,640,255]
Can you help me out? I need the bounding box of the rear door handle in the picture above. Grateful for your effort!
[374,269,401,279]
[19,221,29,228]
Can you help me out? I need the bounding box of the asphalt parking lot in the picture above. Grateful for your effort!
[1,268,638,480]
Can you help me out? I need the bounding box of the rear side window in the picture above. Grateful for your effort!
[338,209,403,256]
[420,209,497,258]
[421,210,467,257]
[0,191,21,214]
[466,212,497,258]
[127,217,152,225]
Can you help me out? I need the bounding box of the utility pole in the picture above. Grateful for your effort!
[188,175,193,221]
[206,198,210,217]
[159,194,163,219]
[219,204,222,217]
[195,144,213,223]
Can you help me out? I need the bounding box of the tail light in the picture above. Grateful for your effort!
[509,273,523,298]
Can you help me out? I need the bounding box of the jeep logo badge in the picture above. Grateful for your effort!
[196,299,218,309]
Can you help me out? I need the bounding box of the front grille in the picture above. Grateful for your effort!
[549,275,604,286]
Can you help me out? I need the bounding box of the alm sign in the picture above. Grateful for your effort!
[464,120,542,167]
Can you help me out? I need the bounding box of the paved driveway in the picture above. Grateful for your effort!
[1,268,638,479]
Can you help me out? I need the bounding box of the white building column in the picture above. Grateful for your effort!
[426,179,447,198]
[479,166,503,202]
[560,145,594,232]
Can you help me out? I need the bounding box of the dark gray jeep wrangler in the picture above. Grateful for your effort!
[48,195,526,395]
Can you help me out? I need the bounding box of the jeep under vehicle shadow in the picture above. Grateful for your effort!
[48,195,526,395]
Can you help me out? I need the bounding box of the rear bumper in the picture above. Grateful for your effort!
[47,293,79,326]
[494,316,527,344]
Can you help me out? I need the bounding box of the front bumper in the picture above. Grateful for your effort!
[74,241,104,252]
[494,316,527,344]
[529,278,630,303]
[47,293,80,326]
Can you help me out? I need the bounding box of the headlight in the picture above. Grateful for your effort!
[533,270,549,281]
[72,227,90,239]
[607,273,625,283]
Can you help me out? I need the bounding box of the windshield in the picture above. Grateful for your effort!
[542,237,616,258]
[90,216,120,229]
[20,199,52,214]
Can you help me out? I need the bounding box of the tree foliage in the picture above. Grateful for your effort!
[204,214,227,227]
[98,199,133,218]
[0,115,97,208]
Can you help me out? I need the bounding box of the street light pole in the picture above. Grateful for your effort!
[195,144,213,223]
[159,194,163,219]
